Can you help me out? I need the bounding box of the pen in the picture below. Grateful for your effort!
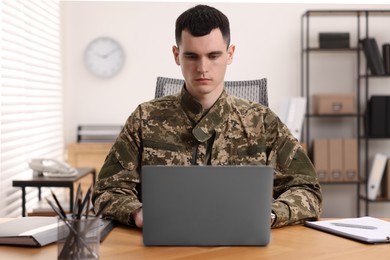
[331,222,378,230]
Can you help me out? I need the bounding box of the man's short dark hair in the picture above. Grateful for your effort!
[175,5,230,47]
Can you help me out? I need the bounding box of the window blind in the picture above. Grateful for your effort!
[0,0,63,217]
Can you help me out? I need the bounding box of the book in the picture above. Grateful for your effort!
[383,43,390,74]
[361,38,386,75]
[367,153,388,200]
[305,217,390,244]
[0,217,58,247]
[0,217,115,247]
[381,159,390,199]
[387,96,390,137]
[367,96,388,137]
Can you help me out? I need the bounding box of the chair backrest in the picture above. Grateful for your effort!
[155,76,268,106]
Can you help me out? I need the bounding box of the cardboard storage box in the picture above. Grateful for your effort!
[328,139,343,182]
[343,139,359,182]
[313,94,355,114]
[312,138,359,183]
[312,139,330,182]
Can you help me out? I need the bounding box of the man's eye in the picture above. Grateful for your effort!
[185,55,197,60]
[209,54,220,60]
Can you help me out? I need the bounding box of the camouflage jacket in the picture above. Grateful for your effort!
[92,88,322,228]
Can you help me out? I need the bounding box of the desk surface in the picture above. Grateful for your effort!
[0,218,389,260]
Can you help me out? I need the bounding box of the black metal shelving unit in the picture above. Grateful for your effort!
[301,10,390,217]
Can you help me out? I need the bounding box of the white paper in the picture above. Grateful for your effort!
[306,217,390,243]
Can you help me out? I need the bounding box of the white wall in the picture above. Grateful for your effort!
[61,1,330,142]
[61,2,390,218]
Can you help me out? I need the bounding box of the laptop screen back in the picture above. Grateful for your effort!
[142,165,274,246]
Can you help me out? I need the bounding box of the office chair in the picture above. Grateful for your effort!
[155,76,268,106]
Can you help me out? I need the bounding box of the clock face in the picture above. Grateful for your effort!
[84,37,125,78]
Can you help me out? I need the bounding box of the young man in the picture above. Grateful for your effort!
[92,4,322,229]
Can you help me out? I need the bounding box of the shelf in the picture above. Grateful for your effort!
[306,114,360,118]
[360,196,390,203]
[361,136,390,140]
[359,74,390,78]
[305,48,358,52]
[301,9,390,217]
[320,181,362,185]
[304,10,390,17]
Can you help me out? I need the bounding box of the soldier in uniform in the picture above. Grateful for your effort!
[92,4,322,228]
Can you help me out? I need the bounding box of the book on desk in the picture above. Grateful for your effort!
[0,217,115,247]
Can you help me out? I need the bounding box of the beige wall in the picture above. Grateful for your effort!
[61,1,390,218]
[62,2,390,142]
[60,2,333,142]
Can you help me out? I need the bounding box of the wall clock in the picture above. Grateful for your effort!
[84,37,125,78]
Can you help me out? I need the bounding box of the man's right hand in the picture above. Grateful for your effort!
[132,207,143,228]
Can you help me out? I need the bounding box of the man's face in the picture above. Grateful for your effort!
[173,29,235,102]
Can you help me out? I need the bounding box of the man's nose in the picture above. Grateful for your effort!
[197,57,209,74]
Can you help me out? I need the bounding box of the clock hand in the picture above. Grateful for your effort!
[102,47,119,58]
[90,50,106,58]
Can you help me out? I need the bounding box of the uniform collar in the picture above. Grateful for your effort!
[179,87,231,142]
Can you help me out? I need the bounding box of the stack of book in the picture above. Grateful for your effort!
[77,125,122,143]
[361,38,386,75]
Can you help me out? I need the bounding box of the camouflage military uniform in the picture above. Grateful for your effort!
[92,88,322,228]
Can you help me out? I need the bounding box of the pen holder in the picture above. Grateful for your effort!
[57,217,101,260]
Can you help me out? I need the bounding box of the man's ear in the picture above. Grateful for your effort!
[172,46,180,65]
[227,44,235,65]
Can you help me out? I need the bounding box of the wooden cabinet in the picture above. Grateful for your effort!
[67,143,112,175]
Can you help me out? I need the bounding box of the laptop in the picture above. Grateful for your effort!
[141,165,274,246]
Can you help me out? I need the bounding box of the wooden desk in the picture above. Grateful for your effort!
[0,219,389,260]
[12,168,95,217]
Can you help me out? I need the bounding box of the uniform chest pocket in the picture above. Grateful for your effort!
[142,139,189,165]
[230,144,267,165]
